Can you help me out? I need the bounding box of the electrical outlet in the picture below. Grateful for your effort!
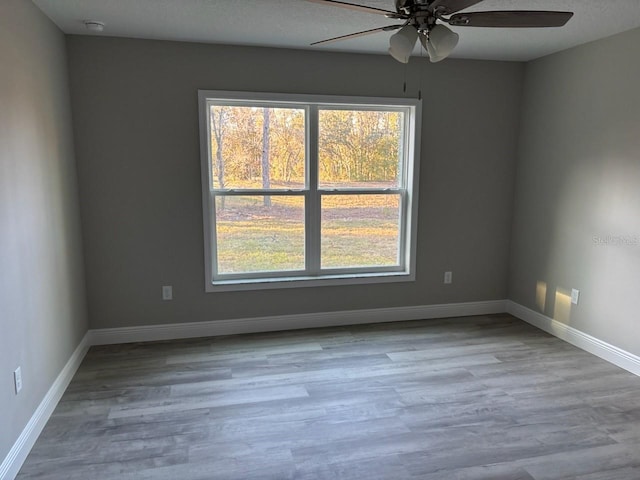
[14,367,22,394]
[571,288,580,305]
[162,285,173,301]
[444,271,452,284]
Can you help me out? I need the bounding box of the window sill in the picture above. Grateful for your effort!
[206,271,415,292]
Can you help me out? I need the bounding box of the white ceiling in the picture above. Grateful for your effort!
[33,0,640,61]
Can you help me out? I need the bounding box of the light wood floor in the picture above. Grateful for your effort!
[17,314,640,479]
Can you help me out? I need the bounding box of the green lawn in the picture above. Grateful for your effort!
[215,195,400,273]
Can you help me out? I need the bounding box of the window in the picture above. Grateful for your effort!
[199,91,421,291]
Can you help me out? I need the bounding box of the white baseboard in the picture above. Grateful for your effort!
[506,300,640,377]
[89,300,508,345]
[0,332,91,480]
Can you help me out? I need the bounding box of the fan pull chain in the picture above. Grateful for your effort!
[418,43,423,100]
[403,60,408,94]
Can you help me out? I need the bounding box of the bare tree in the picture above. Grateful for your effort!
[262,108,271,206]
[210,107,227,208]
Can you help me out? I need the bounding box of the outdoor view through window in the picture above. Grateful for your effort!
[200,92,419,288]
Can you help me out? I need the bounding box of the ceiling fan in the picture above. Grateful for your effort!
[308,0,574,63]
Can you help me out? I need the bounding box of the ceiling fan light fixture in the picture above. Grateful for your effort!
[425,24,459,63]
[426,40,446,63]
[388,25,418,63]
[418,33,431,53]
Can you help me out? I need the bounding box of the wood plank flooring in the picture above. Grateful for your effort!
[17,314,640,479]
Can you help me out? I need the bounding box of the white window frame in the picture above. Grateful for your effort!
[198,90,421,292]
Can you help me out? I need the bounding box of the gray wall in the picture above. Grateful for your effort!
[509,27,640,356]
[66,36,523,329]
[0,0,87,461]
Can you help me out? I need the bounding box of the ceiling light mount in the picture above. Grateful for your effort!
[84,20,105,32]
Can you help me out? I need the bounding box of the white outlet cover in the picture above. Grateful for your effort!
[444,271,452,284]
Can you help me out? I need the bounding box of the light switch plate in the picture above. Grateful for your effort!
[571,288,579,305]
[14,367,22,394]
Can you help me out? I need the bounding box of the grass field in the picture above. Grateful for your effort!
[215,193,400,274]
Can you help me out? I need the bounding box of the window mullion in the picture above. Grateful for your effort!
[307,105,321,275]
[210,191,219,279]
[399,190,407,267]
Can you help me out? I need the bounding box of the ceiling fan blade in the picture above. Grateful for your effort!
[448,11,574,28]
[311,25,402,46]
[429,0,484,15]
[306,0,398,17]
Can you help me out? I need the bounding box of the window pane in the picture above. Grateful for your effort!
[209,106,305,190]
[215,196,305,274]
[319,109,404,189]
[321,194,401,269]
